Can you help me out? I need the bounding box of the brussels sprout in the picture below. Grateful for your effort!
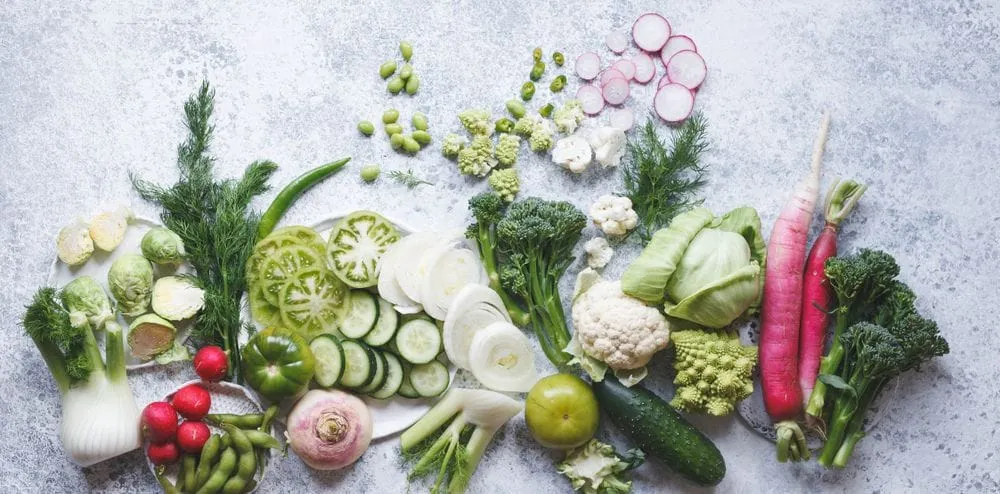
[89,206,133,252]
[127,313,176,360]
[151,276,205,321]
[61,276,115,331]
[140,227,186,265]
[56,219,94,266]
[108,254,154,317]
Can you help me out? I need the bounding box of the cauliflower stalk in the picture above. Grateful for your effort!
[495,133,521,167]
[488,168,520,202]
[551,135,592,173]
[670,329,758,416]
[590,195,639,237]
[442,133,467,159]
[583,237,613,269]
[557,439,645,494]
[457,135,497,177]
[458,108,493,136]
[529,119,555,152]
[589,127,626,168]
[553,100,586,134]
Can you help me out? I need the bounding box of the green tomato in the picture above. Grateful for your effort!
[242,327,315,402]
[525,373,599,449]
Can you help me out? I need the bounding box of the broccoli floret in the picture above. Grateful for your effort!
[529,119,555,152]
[458,108,493,136]
[495,134,521,168]
[557,439,645,494]
[457,135,496,177]
[669,330,757,416]
[552,99,586,134]
[488,168,520,202]
[513,116,538,137]
[442,133,467,159]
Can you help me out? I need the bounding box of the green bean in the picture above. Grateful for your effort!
[258,405,279,434]
[529,61,545,81]
[412,112,428,131]
[505,100,526,119]
[357,120,375,136]
[400,41,413,61]
[384,123,404,135]
[360,164,381,183]
[552,51,565,66]
[205,413,264,429]
[405,74,420,95]
[532,47,542,62]
[155,466,181,494]
[379,60,397,79]
[520,81,536,101]
[183,454,197,491]
[402,135,421,154]
[389,133,405,150]
[412,130,432,146]
[539,103,555,118]
[495,118,514,134]
[243,429,282,450]
[220,448,256,494]
[550,74,567,93]
[399,64,413,81]
[256,403,280,472]
[382,109,399,124]
[195,447,236,494]
[387,76,404,94]
[193,434,223,491]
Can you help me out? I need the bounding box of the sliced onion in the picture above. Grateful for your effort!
[396,230,463,304]
[469,321,539,393]
[420,240,488,320]
[376,234,423,311]
[442,284,510,370]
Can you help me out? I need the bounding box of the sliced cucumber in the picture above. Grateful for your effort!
[309,335,345,388]
[339,340,375,388]
[278,269,349,338]
[357,350,388,394]
[259,244,326,305]
[363,297,399,347]
[370,352,404,399]
[395,319,442,364]
[396,373,420,399]
[327,210,400,288]
[409,361,450,397]
[340,291,379,338]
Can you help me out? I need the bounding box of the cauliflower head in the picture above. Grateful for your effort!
[670,329,758,416]
[442,133,467,159]
[583,237,613,269]
[457,135,496,177]
[590,195,638,237]
[571,280,670,370]
[513,116,538,137]
[553,99,586,134]
[458,108,493,136]
[551,135,593,173]
[588,127,626,168]
[488,168,520,202]
[529,119,555,152]
[495,133,521,167]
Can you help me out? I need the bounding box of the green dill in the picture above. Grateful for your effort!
[132,81,277,383]
[389,169,434,189]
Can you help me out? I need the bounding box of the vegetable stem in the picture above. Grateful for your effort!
[104,322,126,382]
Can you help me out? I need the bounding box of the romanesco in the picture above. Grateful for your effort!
[457,134,496,177]
[670,329,758,416]
[488,168,520,202]
[495,133,521,167]
[529,119,555,152]
[513,116,538,137]
[442,133,467,159]
[553,99,586,134]
[557,439,645,494]
[458,108,493,136]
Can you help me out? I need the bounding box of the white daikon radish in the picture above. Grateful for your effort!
[468,322,539,393]
[442,285,511,370]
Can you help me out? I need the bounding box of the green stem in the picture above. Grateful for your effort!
[81,320,106,378]
[818,394,856,466]
[28,334,70,394]
[476,229,530,327]
[775,421,810,463]
[833,431,864,468]
[450,426,493,494]
[104,322,127,382]
[805,313,848,418]
[432,432,459,494]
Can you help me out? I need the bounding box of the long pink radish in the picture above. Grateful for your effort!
[759,112,830,463]
[605,31,628,54]
[611,59,636,80]
[632,52,656,83]
[661,35,698,66]
[601,78,630,105]
[632,13,671,51]
[653,83,694,123]
[666,50,707,89]
[599,68,627,87]
[576,85,605,114]
[798,179,866,410]
[575,52,601,80]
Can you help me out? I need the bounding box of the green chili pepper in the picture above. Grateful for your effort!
[506,100,526,119]
[387,76,404,94]
[552,51,565,66]
[379,60,397,79]
[549,74,567,93]
[520,81,536,101]
[529,61,545,81]
[495,118,514,133]
[257,158,350,238]
[539,103,555,118]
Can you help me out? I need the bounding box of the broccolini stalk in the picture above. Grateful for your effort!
[467,193,530,327]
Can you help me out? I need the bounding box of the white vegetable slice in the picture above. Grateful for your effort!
[601,78,630,105]
[468,322,539,393]
[442,284,511,370]
[599,68,627,87]
[666,50,707,90]
[376,233,423,311]
[632,12,672,52]
[654,83,695,123]
[151,276,205,321]
[657,74,671,89]
[574,52,601,80]
[394,231,457,305]
[609,108,635,131]
[660,35,698,66]
[611,59,636,80]
[576,85,605,115]
[56,218,94,266]
[605,31,628,54]
[420,241,488,320]
[89,206,132,252]
[631,52,656,84]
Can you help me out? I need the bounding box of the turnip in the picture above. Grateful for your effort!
[632,52,657,83]
[653,83,695,123]
[611,59,636,80]
[660,35,698,66]
[666,50,707,90]
[632,13,672,52]
[575,52,601,81]
[605,31,628,54]
[171,383,211,421]
[576,85,605,115]
[287,389,372,470]
[602,78,631,105]
[141,401,178,443]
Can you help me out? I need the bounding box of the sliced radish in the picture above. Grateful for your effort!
[575,52,601,81]
[611,59,636,80]
[609,108,635,131]
[605,32,628,54]
[599,68,627,87]
[653,83,695,123]
[666,50,707,89]
[601,78,630,105]
[576,85,605,114]
[660,35,698,66]
[632,53,656,83]
[632,13,671,52]
[657,74,671,89]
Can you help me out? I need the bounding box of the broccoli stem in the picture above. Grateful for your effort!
[833,431,864,468]
[474,225,530,327]
[820,381,881,467]
[805,310,849,419]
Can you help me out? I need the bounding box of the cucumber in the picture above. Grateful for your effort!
[396,361,419,398]
[339,340,375,388]
[340,290,379,338]
[356,349,388,394]
[394,319,441,364]
[592,377,726,486]
[409,361,449,397]
[363,297,399,347]
[309,335,345,388]
[370,352,404,399]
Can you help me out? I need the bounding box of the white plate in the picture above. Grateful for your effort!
[46,216,195,370]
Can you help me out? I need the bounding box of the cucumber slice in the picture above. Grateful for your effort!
[409,361,450,397]
[396,372,420,398]
[357,349,388,394]
[309,335,345,388]
[340,291,379,339]
[260,244,326,305]
[248,284,282,327]
[395,319,442,364]
[363,298,399,346]
[327,211,400,288]
[370,352,404,399]
[339,340,375,388]
[278,269,349,338]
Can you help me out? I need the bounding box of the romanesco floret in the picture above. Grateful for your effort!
[557,439,645,494]
[442,133,467,159]
[529,119,555,152]
[488,168,520,202]
[670,329,758,416]
[553,99,586,134]
[495,133,521,167]
[457,134,496,177]
[513,116,538,137]
[458,108,493,136]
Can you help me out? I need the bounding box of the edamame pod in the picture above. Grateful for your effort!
[221,449,257,494]
[195,447,237,494]
[193,434,223,491]
[387,77,405,94]
[155,466,181,494]
[412,112,428,131]
[182,454,197,492]
[222,424,253,454]
[405,74,420,95]
[259,405,279,433]
[379,60,397,79]
[520,81,536,101]
[243,429,282,450]
[205,413,264,429]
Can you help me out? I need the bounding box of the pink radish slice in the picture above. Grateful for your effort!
[599,69,627,87]
[605,32,628,54]
[611,59,636,80]
[657,74,671,89]
[601,78,630,105]
[609,108,634,131]
[632,53,656,83]
[575,52,601,81]
[660,35,698,66]
[632,13,672,52]
[666,50,707,89]
[653,83,694,123]
[577,85,605,114]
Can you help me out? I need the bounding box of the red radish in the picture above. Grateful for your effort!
[653,83,694,123]
[601,78,630,105]
[660,35,698,66]
[576,85,605,114]
[666,50,707,89]
[193,345,228,382]
[759,113,831,462]
[141,401,178,442]
[147,441,180,465]
[605,31,628,54]
[632,53,656,83]
[632,13,672,52]
[599,68,627,87]
[171,384,211,421]
[176,420,211,453]
[798,179,866,408]
[611,59,636,80]
[609,108,634,131]
[574,52,601,80]
[657,74,671,89]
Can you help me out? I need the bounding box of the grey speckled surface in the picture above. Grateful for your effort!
[2,1,999,492]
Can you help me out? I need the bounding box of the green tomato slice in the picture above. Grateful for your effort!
[278,268,350,338]
[247,228,324,285]
[260,244,326,305]
[249,283,282,327]
[326,211,400,288]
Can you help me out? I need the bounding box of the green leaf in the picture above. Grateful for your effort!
[818,374,856,398]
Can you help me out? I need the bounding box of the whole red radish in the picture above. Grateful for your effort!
[147,441,179,465]
[171,384,211,421]
[193,345,228,382]
[141,401,178,442]
[176,420,211,453]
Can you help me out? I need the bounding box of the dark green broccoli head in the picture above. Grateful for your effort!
[825,249,901,318]
[873,280,918,328]
[468,192,506,227]
[495,197,586,253]
[889,314,949,372]
[841,322,907,383]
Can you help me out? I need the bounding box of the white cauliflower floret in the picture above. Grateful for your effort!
[551,135,592,173]
[589,195,638,237]
[588,127,626,168]
[584,237,613,269]
[571,280,670,370]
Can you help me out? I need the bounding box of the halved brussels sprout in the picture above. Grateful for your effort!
[89,206,132,252]
[128,313,176,360]
[151,276,205,321]
[56,219,94,266]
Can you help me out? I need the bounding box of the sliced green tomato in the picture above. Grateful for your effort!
[269,226,326,251]
[278,269,349,338]
[326,211,400,288]
[249,283,282,327]
[249,228,325,286]
[260,244,325,305]
[309,335,345,388]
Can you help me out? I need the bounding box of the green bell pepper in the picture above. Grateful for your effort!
[242,327,315,402]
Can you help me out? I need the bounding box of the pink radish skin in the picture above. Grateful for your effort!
[660,35,698,66]
[575,52,601,81]
[611,59,636,80]
[605,32,628,54]
[759,113,830,461]
[657,74,671,89]
[576,85,605,114]
[652,83,694,123]
[632,53,656,83]
[632,13,672,52]
[599,68,627,87]
[609,108,634,131]
[601,78,630,105]
[666,50,707,89]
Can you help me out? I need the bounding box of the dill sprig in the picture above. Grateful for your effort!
[132,81,277,383]
[621,115,709,243]
[389,169,434,189]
